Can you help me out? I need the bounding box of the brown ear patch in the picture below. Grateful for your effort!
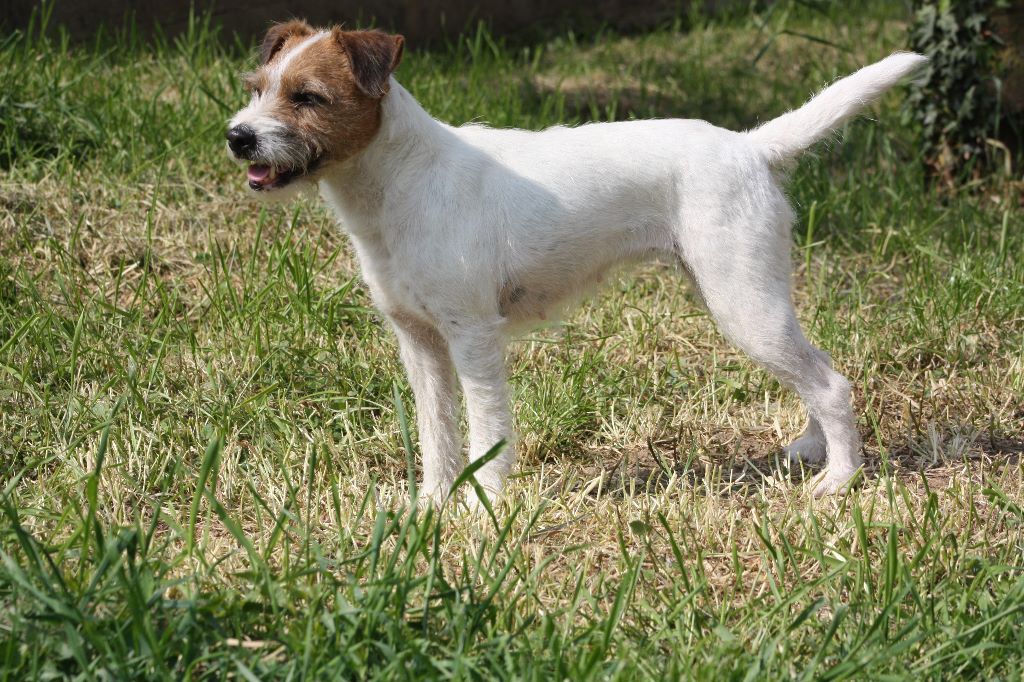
[336,29,405,98]
[261,20,314,64]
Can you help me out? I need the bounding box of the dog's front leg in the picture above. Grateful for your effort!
[444,325,516,508]
[392,318,463,505]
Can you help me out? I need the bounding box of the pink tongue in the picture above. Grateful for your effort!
[247,165,271,183]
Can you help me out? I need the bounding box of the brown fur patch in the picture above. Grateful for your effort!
[260,20,314,64]
[254,25,405,168]
[337,30,404,98]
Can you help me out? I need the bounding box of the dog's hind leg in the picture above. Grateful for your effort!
[442,321,516,508]
[392,318,464,505]
[675,211,861,496]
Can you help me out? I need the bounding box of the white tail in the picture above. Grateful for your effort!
[746,52,927,164]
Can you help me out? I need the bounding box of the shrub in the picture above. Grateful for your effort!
[904,0,1022,187]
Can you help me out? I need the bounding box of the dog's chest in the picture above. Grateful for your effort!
[348,231,439,325]
[320,183,435,322]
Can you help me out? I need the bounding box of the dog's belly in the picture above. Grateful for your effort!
[497,245,669,325]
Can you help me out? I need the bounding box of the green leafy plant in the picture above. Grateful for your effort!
[904,0,1016,186]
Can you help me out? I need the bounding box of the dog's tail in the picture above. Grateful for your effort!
[746,52,927,165]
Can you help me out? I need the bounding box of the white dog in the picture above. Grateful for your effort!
[226,20,926,505]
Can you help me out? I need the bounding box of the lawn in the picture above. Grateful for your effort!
[1,2,1023,679]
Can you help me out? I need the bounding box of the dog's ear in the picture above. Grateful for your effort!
[336,29,405,98]
[261,20,314,64]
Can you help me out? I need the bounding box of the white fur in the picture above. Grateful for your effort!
[245,51,926,504]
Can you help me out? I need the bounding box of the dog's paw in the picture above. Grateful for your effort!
[783,435,827,465]
[811,467,861,498]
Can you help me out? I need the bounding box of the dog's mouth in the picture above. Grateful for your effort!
[245,158,320,191]
[247,164,298,191]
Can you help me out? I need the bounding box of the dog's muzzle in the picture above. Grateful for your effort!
[226,123,319,191]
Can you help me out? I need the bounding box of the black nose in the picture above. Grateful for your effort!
[226,125,257,157]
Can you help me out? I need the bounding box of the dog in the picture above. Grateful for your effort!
[226,20,926,506]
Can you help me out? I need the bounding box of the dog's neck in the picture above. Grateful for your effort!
[319,78,451,235]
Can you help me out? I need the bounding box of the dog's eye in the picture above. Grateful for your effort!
[291,92,323,107]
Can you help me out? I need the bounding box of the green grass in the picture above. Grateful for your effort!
[2,2,1023,679]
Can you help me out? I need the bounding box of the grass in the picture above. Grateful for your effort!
[1,1,1023,679]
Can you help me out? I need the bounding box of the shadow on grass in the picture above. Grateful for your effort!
[579,436,809,499]
[878,432,1024,474]
[581,429,1024,499]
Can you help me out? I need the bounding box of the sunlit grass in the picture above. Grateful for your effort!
[1,2,1023,679]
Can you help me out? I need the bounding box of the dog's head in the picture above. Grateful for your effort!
[226,21,404,194]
